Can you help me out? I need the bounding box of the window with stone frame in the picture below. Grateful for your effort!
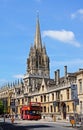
[39,55,41,65]
[42,85,44,91]
[60,94,63,100]
[22,98,24,104]
[18,99,20,105]
[50,105,53,112]
[57,102,60,112]
[56,91,60,100]
[48,106,49,112]
[54,106,56,112]
[35,98,37,102]
[36,60,38,68]
[52,93,54,101]
[72,102,74,111]
[67,105,69,112]
[41,96,43,102]
[44,95,46,102]
[44,106,46,112]
[80,101,82,113]
[67,88,69,99]
[79,79,82,94]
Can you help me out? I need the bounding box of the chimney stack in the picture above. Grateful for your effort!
[54,69,60,85]
[54,71,57,82]
[64,66,67,77]
[57,69,60,83]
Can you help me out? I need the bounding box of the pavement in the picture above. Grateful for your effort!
[40,118,82,129]
[55,119,81,128]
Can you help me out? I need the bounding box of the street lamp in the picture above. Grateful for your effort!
[80,101,82,123]
[80,101,82,115]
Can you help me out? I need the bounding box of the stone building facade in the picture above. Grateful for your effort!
[0,17,83,120]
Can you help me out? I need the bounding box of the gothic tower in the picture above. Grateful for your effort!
[27,17,50,78]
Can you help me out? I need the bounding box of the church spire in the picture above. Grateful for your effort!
[34,15,42,50]
[26,16,50,78]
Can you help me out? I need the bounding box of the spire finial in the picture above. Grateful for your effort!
[34,12,42,49]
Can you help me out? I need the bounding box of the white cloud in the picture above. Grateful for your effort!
[71,14,76,19]
[43,30,80,47]
[13,74,24,79]
[78,9,83,14]
[71,9,83,19]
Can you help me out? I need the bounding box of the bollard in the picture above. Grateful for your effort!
[3,115,5,123]
[11,116,14,123]
[53,115,56,122]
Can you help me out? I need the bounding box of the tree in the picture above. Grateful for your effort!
[0,100,4,114]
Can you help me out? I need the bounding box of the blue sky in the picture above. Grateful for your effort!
[0,0,83,86]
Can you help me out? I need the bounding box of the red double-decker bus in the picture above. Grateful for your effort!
[20,102,42,120]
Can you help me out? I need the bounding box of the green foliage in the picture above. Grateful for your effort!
[0,100,4,114]
[3,106,7,113]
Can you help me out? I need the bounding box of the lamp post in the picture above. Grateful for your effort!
[80,101,82,124]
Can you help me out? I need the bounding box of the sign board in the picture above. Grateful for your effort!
[71,84,78,100]
[10,101,15,108]
[53,101,58,106]
[74,99,79,105]
[81,116,83,125]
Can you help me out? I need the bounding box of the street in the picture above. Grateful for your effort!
[0,122,78,130]
[0,118,81,130]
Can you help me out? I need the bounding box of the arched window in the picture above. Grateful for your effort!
[67,88,69,99]
[52,93,54,101]
[35,98,37,102]
[39,56,41,65]
[44,106,46,112]
[44,95,46,102]
[42,85,44,91]
[41,96,43,102]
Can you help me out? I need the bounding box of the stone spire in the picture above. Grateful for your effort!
[26,16,50,78]
[34,15,42,50]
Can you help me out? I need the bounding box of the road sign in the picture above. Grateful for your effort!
[74,99,79,105]
[71,84,78,100]
[10,101,15,108]
[81,116,83,125]
[53,101,58,106]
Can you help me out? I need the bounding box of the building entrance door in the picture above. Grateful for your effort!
[61,102,66,119]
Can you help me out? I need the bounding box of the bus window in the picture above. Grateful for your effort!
[25,110,29,115]
[29,110,40,115]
